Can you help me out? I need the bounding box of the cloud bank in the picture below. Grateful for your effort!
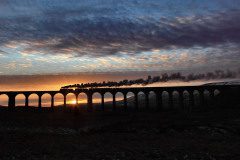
[0,0,240,57]
[0,0,239,75]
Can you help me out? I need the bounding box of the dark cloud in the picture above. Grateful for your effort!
[0,1,240,57]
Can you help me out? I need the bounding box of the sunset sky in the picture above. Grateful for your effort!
[0,0,240,90]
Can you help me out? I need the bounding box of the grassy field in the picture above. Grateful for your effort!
[0,106,240,160]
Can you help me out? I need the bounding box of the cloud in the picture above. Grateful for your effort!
[0,49,8,55]
[0,1,240,57]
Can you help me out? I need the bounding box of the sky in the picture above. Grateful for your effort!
[0,0,240,90]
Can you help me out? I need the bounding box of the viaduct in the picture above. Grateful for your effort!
[0,85,239,111]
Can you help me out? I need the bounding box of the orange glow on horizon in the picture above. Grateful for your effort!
[68,100,77,105]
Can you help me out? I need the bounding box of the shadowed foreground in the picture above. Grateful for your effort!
[0,107,240,160]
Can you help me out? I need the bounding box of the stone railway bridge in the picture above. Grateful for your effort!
[0,85,239,111]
